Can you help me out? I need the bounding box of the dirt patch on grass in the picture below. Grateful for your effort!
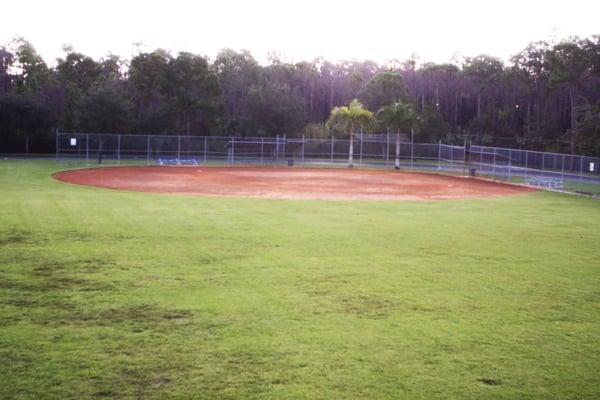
[478,377,503,386]
[54,166,535,201]
[71,304,194,328]
[337,293,398,318]
[0,229,38,245]
[301,275,399,318]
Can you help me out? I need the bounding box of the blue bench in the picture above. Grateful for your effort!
[525,176,564,189]
[158,158,199,166]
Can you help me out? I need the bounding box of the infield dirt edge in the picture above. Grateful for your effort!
[52,165,536,201]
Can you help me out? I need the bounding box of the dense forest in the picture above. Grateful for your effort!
[1,36,599,155]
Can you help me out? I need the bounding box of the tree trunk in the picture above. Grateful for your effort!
[454,92,459,128]
[526,100,531,137]
[569,85,577,154]
[348,127,354,167]
[476,93,482,143]
[98,137,104,164]
[309,80,314,115]
[329,81,334,110]
[395,129,401,169]
[535,81,541,134]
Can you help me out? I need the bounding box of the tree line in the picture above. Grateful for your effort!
[1,36,599,155]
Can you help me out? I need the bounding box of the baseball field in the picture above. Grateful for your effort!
[1,160,599,399]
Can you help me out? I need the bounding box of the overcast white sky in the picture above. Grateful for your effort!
[1,0,598,65]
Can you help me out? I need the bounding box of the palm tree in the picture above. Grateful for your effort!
[326,99,375,167]
[376,101,418,136]
[377,101,419,169]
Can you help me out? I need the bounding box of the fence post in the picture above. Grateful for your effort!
[330,136,334,164]
[260,138,264,164]
[410,128,414,170]
[541,152,544,178]
[147,135,150,165]
[359,128,363,166]
[55,129,59,163]
[275,134,279,160]
[177,135,181,164]
[283,134,286,162]
[204,136,208,163]
[231,137,235,165]
[508,149,512,182]
[579,157,584,192]
[525,150,529,183]
[492,148,496,180]
[561,154,565,180]
[395,133,400,170]
[348,133,354,167]
[438,140,441,170]
[386,128,390,168]
[302,135,305,164]
[86,133,89,164]
[463,144,467,174]
[117,134,121,165]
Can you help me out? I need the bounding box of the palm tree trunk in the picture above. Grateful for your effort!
[348,127,354,167]
[395,128,401,169]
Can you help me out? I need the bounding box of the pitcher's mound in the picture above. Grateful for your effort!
[53,166,534,201]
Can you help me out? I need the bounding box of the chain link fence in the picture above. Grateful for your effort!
[56,132,600,195]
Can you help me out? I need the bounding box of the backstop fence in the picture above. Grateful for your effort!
[56,132,600,195]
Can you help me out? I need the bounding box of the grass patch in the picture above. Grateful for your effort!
[0,160,599,399]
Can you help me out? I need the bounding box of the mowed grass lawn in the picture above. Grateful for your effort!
[1,161,599,400]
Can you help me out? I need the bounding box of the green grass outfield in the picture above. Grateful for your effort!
[1,161,599,399]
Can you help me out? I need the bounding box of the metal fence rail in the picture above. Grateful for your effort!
[56,132,600,195]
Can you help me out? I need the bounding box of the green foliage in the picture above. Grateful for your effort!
[0,47,13,77]
[511,41,550,83]
[128,51,226,135]
[326,99,375,165]
[244,82,306,136]
[376,101,418,134]
[576,101,600,155]
[55,49,103,131]
[301,123,330,139]
[0,92,55,141]
[326,99,375,137]
[12,38,52,94]
[358,71,407,111]
[1,36,600,154]
[462,55,504,88]
[584,35,600,74]
[419,106,449,142]
[215,49,314,137]
[165,52,224,135]
[77,82,134,133]
[545,39,590,87]
[420,63,461,80]
[128,50,171,133]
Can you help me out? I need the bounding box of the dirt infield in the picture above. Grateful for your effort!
[53,166,535,200]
